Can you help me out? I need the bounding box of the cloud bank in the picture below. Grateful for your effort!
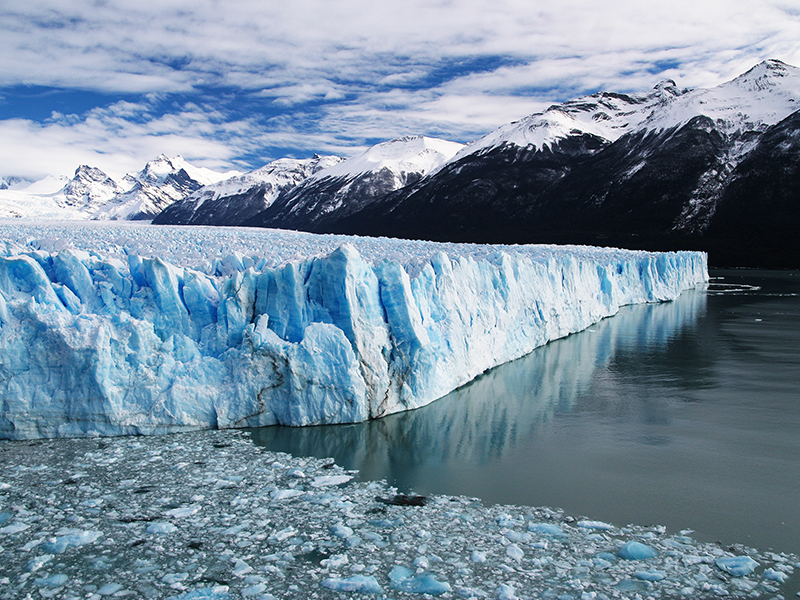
[1,0,799,178]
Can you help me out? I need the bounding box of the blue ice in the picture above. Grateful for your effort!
[0,229,708,439]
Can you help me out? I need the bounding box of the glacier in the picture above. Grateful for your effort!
[0,222,707,439]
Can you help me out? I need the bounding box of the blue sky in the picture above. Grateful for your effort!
[2,0,800,180]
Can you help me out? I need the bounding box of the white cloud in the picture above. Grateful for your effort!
[3,0,799,94]
[1,0,800,177]
[0,101,259,180]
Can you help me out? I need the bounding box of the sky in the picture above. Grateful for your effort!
[2,0,800,180]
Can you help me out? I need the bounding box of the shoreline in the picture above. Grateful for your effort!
[1,428,797,600]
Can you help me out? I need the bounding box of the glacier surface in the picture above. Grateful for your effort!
[0,222,707,439]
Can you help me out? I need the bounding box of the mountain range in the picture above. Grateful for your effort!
[0,155,240,221]
[2,59,799,267]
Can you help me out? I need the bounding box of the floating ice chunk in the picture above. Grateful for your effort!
[41,528,103,553]
[369,517,403,529]
[271,489,304,501]
[345,534,363,548]
[527,523,566,537]
[497,584,519,600]
[505,544,524,561]
[97,582,123,595]
[593,552,617,569]
[25,554,54,572]
[286,467,305,478]
[241,583,267,596]
[268,526,298,543]
[388,565,451,595]
[311,474,353,487]
[504,531,530,544]
[764,567,789,583]
[0,521,29,535]
[34,573,69,588]
[163,504,202,518]
[615,579,650,593]
[168,587,230,599]
[578,520,614,530]
[321,575,384,594]
[495,514,523,528]
[146,522,178,534]
[456,587,489,598]
[531,540,548,550]
[716,555,759,577]
[232,559,253,576]
[331,523,355,538]
[321,554,349,569]
[635,570,666,581]
[618,540,658,560]
[471,550,487,563]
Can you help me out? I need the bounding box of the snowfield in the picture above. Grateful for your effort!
[0,429,796,600]
[0,222,707,440]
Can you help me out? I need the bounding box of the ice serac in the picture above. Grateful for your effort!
[0,237,707,439]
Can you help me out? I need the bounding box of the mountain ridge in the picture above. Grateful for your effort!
[238,59,800,267]
[2,59,798,267]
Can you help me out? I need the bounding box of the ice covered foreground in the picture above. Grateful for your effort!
[0,223,707,439]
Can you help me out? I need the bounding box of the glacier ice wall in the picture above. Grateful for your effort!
[0,233,707,439]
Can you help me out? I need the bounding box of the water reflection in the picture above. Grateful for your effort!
[249,273,800,555]
[249,288,708,480]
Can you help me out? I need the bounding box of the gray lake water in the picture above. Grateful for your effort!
[249,269,800,557]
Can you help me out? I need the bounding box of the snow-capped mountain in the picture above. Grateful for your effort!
[242,136,463,231]
[154,135,463,229]
[309,135,464,182]
[456,60,800,160]
[153,60,800,267]
[1,60,796,266]
[452,79,686,161]
[0,155,240,221]
[306,59,800,267]
[59,165,122,211]
[153,155,344,226]
[96,155,242,220]
[0,176,33,191]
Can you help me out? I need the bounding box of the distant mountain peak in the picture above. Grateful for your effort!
[311,135,464,181]
[726,58,798,93]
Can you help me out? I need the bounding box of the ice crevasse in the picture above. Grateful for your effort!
[0,234,707,439]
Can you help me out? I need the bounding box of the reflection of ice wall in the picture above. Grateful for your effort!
[251,289,709,470]
[0,226,707,439]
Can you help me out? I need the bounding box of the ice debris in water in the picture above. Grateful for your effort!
[0,429,797,600]
[716,555,760,577]
[618,540,658,560]
[0,222,708,439]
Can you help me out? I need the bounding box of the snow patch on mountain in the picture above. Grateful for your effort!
[236,137,467,230]
[314,136,464,183]
[453,80,685,159]
[646,59,800,135]
[179,155,343,214]
[453,59,800,160]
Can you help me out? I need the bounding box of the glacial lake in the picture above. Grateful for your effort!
[249,269,800,558]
